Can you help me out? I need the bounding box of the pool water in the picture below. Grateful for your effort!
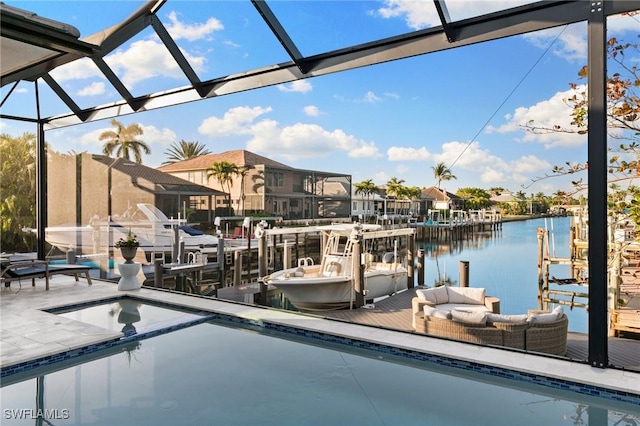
[1,320,638,426]
[52,298,206,334]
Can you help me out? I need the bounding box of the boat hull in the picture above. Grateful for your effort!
[266,263,408,311]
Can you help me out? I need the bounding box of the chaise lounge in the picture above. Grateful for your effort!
[1,259,92,291]
[412,286,568,356]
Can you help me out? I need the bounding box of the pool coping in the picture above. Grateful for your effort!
[1,278,639,405]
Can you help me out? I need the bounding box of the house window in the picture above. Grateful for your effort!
[201,172,207,185]
[267,172,284,188]
[187,172,195,182]
[352,201,357,210]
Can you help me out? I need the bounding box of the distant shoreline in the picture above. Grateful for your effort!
[501,214,565,223]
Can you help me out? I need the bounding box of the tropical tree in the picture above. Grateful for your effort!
[432,162,457,189]
[404,186,422,216]
[354,179,379,221]
[1,133,37,252]
[456,187,491,210]
[385,177,406,216]
[525,38,640,226]
[237,165,253,216]
[99,119,150,163]
[162,140,211,165]
[206,161,239,215]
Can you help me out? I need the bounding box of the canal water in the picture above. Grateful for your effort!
[418,216,589,333]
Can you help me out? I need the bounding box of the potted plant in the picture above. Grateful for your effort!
[115,229,140,264]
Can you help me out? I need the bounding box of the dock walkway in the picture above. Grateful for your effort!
[322,287,640,371]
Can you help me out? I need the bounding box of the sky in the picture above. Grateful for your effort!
[2,0,640,196]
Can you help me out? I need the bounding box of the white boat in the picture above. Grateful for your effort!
[45,203,220,258]
[264,224,411,311]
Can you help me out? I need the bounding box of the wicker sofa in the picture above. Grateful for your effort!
[411,286,568,356]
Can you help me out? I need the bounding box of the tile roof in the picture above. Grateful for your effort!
[156,149,293,173]
[421,186,461,201]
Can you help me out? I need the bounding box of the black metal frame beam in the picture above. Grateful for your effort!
[433,0,455,42]
[251,0,306,72]
[36,0,640,129]
[587,0,608,369]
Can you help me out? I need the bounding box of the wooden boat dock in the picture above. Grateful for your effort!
[321,287,640,371]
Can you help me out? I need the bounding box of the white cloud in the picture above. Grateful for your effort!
[50,58,103,82]
[523,23,587,62]
[384,92,400,99]
[247,122,382,160]
[374,171,390,185]
[511,155,551,174]
[165,10,224,41]
[376,0,439,30]
[198,106,272,136]
[486,86,586,148]
[435,141,504,170]
[15,87,28,94]
[387,146,430,161]
[360,91,381,103]
[304,105,322,117]
[77,82,105,96]
[431,140,550,186]
[277,80,313,93]
[198,106,380,160]
[376,0,533,30]
[377,3,639,63]
[106,39,206,87]
[76,124,176,150]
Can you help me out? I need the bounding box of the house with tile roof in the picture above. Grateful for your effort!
[47,153,225,227]
[157,150,352,220]
[420,186,464,211]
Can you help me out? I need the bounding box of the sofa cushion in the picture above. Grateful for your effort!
[416,286,449,304]
[424,305,452,320]
[486,313,528,325]
[451,309,487,326]
[529,311,560,325]
[447,287,486,305]
[436,303,490,314]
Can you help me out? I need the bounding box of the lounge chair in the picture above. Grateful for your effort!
[1,260,92,291]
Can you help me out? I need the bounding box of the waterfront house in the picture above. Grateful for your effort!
[157,150,352,220]
[421,186,464,211]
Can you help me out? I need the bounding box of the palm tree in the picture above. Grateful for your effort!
[386,177,405,216]
[162,140,211,165]
[237,165,253,216]
[432,162,456,189]
[354,179,379,222]
[99,119,150,163]
[206,161,239,215]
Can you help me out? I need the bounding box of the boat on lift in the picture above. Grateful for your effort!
[263,223,413,311]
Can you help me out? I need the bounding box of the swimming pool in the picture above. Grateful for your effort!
[49,297,208,335]
[2,316,638,426]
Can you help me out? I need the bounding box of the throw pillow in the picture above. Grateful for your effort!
[528,312,559,324]
[451,309,487,325]
[447,287,486,305]
[552,306,564,318]
[416,286,449,304]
